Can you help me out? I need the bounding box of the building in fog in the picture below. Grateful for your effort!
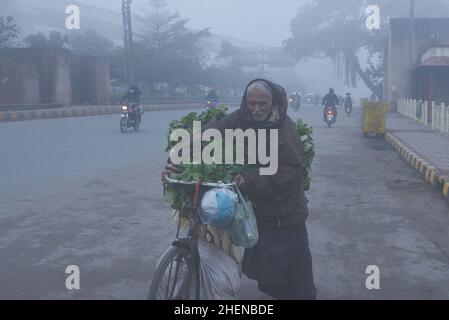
[384,18,449,109]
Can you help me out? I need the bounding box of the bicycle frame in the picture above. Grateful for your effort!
[161,175,235,299]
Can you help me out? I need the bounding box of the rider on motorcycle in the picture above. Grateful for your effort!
[121,85,143,122]
[322,88,339,120]
[206,88,219,109]
[289,92,301,110]
[344,93,353,114]
[206,89,219,102]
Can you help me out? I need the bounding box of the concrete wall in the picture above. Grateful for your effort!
[0,48,109,107]
[70,55,110,105]
[0,48,71,106]
[385,18,449,105]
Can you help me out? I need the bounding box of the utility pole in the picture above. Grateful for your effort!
[260,47,265,78]
[408,0,416,97]
[122,0,134,88]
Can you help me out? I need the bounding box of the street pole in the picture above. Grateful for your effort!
[261,47,265,78]
[122,0,134,88]
[408,0,416,97]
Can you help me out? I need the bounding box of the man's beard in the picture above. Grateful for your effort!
[252,112,270,122]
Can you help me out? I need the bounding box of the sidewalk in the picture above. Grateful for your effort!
[385,113,449,204]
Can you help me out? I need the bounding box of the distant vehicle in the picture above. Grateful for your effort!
[205,100,217,110]
[305,94,320,105]
[120,102,143,133]
[288,93,301,111]
[206,89,219,110]
[344,93,353,116]
[324,106,337,128]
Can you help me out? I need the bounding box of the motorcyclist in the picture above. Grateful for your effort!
[322,88,339,120]
[206,88,219,110]
[206,88,219,102]
[288,92,300,110]
[121,85,143,122]
[344,93,353,114]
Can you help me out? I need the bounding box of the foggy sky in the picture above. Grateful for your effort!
[77,0,307,46]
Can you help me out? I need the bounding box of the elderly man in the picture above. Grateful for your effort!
[165,79,316,300]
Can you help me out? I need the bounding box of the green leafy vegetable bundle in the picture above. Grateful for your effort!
[163,106,315,218]
[164,105,245,218]
[296,119,315,192]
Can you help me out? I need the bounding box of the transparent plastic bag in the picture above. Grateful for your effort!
[198,241,241,300]
[229,186,259,248]
[200,188,237,230]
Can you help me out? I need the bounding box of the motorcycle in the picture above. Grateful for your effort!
[289,97,300,111]
[345,105,352,116]
[344,99,353,116]
[120,103,143,133]
[324,106,337,128]
[206,100,217,110]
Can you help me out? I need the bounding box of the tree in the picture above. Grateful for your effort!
[133,0,210,92]
[136,0,209,55]
[285,0,449,99]
[68,29,114,56]
[0,16,20,48]
[24,31,68,49]
[218,41,240,58]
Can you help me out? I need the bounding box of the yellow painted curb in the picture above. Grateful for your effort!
[443,182,449,198]
[385,132,449,203]
[415,158,422,171]
[429,170,437,185]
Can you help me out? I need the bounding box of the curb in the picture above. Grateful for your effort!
[0,103,240,123]
[385,131,449,205]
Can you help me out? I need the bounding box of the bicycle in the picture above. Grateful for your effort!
[147,175,235,300]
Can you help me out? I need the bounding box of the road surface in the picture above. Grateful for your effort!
[1,104,448,299]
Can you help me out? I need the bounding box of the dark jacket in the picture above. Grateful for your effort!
[206,90,219,101]
[322,92,339,107]
[203,79,309,230]
[122,88,142,104]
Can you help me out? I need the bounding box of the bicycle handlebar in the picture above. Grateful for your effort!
[163,175,235,189]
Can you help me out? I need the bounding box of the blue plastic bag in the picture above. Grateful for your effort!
[200,188,237,230]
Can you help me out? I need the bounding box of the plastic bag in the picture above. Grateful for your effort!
[200,188,237,230]
[198,241,241,300]
[229,186,259,248]
[199,224,245,264]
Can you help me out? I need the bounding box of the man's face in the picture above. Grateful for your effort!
[247,90,273,122]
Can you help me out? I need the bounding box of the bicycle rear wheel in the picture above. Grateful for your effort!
[148,245,199,300]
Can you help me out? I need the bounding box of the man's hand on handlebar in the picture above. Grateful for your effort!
[232,174,246,189]
[161,162,182,181]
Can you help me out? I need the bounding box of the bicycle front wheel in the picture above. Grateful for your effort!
[148,246,199,300]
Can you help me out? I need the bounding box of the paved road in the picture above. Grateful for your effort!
[1,104,448,299]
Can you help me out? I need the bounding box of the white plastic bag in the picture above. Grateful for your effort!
[229,186,259,248]
[198,241,241,300]
[200,188,238,230]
